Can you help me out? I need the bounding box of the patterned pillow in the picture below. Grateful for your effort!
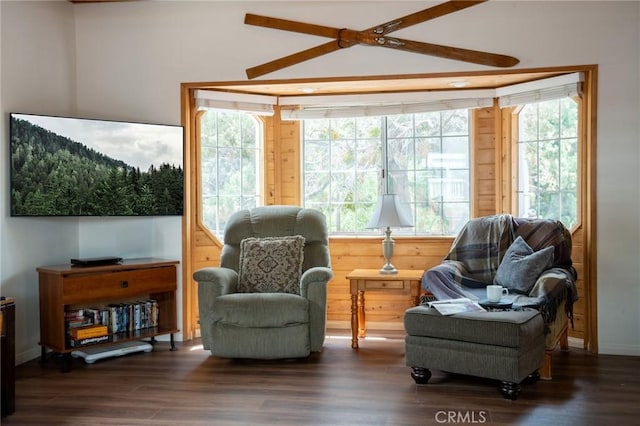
[238,235,306,294]
[494,236,554,294]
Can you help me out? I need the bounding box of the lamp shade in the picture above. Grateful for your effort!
[367,194,413,229]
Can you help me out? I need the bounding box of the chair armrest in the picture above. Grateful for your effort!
[300,266,333,298]
[193,267,238,350]
[528,268,572,301]
[300,266,333,352]
[527,267,578,325]
[193,267,238,300]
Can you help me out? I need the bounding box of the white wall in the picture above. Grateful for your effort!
[1,1,639,360]
[1,0,80,364]
[0,0,183,364]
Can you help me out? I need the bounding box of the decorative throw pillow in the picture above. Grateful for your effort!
[238,235,305,294]
[494,236,554,294]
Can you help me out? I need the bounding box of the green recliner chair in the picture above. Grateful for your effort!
[193,205,333,359]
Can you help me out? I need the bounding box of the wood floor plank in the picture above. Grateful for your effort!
[5,330,640,425]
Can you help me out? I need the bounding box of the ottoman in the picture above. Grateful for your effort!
[404,306,545,400]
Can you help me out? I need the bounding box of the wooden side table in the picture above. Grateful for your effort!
[346,269,423,349]
[1,297,16,417]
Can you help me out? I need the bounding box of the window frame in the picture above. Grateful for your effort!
[508,95,583,231]
[194,109,266,242]
[300,111,472,237]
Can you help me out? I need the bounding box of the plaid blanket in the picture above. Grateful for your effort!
[422,214,578,324]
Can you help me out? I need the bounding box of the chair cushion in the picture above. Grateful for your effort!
[238,235,305,294]
[494,236,554,294]
[213,293,309,327]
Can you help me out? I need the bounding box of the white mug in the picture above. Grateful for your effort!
[486,285,509,303]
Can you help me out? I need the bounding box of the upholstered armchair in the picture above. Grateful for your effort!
[193,206,333,359]
[421,214,578,379]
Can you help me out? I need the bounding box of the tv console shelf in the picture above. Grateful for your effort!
[37,258,179,372]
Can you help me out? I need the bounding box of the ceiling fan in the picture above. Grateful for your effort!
[244,0,519,79]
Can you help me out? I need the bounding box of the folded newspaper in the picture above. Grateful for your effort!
[426,298,486,315]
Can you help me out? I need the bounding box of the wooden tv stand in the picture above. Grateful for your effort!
[37,258,179,372]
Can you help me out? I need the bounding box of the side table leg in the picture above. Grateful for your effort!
[410,279,421,307]
[411,294,419,306]
[60,353,72,373]
[351,293,359,349]
[357,290,365,338]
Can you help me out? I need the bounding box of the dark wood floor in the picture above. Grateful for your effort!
[4,330,640,425]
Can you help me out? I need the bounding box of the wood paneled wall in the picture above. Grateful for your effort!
[473,106,499,218]
[185,105,585,339]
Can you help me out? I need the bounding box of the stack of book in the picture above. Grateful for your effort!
[67,324,110,347]
[65,309,92,329]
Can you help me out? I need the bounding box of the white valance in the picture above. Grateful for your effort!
[278,89,495,120]
[195,89,277,116]
[496,72,584,108]
[194,73,584,119]
[281,98,494,120]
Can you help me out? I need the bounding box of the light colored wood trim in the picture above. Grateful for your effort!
[583,68,598,353]
[470,109,479,218]
[181,65,597,96]
[180,83,194,341]
[507,105,524,215]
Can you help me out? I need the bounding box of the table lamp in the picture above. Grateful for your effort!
[366,194,414,274]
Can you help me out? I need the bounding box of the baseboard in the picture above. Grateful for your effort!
[326,320,405,331]
[568,336,583,348]
[598,342,640,356]
[17,347,42,365]
[326,320,350,330]
[152,332,184,342]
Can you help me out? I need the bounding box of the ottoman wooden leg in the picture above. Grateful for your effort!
[410,367,432,384]
[540,350,553,380]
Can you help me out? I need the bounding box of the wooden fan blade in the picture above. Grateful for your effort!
[243,1,493,78]
[370,0,488,35]
[245,13,340,39]
[373,36,519,68]
[246,41,347,79]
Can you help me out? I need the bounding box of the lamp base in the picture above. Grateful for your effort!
[379,264,398,274]
[380,228,398,274]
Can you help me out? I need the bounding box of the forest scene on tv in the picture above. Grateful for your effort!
[10,114,184,216]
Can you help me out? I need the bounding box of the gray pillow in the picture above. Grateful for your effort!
[494,236,554,294]
[238,235,305,294]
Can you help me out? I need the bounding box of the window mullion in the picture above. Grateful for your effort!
[381,116,389,194]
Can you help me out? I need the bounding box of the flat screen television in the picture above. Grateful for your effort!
[9,113,184,217]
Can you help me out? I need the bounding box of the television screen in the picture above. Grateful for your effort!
[9,113,184,217]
